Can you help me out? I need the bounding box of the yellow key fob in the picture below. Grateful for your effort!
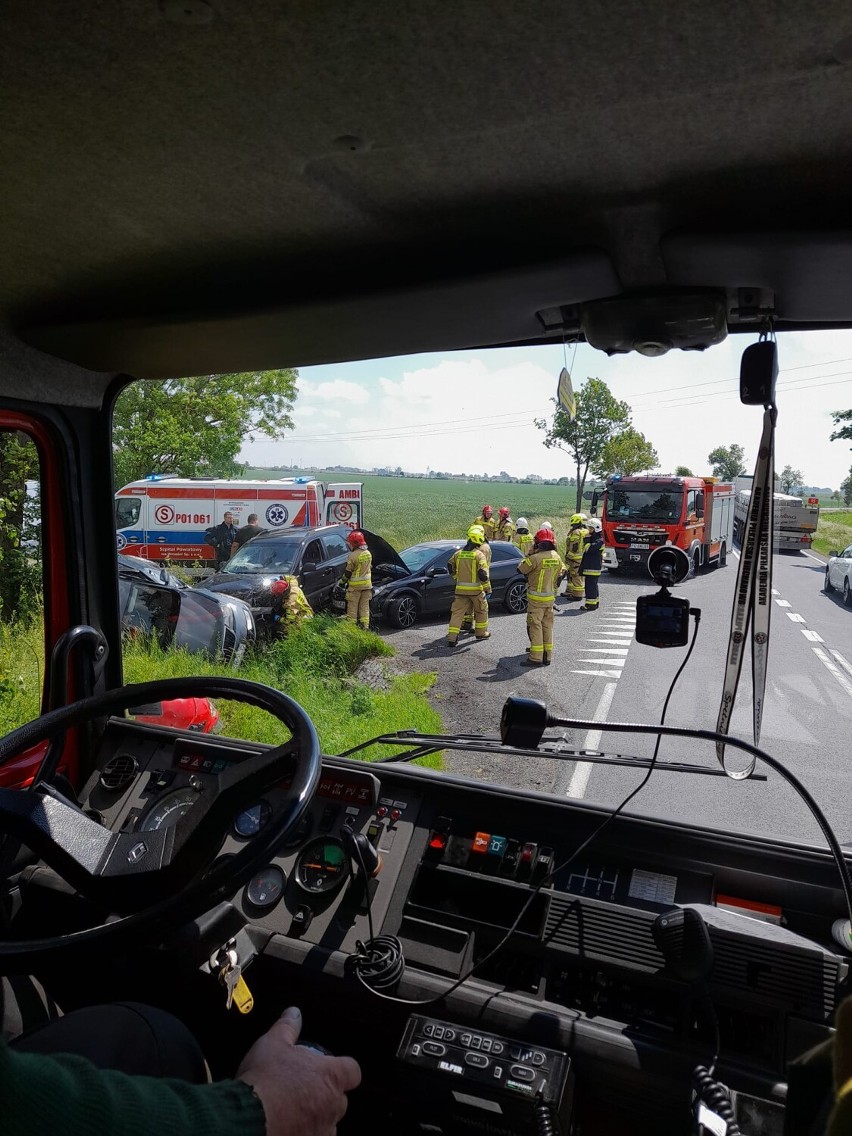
[232,975,254,1014]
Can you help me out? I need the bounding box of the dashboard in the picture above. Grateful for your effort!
[64,718,852,1134]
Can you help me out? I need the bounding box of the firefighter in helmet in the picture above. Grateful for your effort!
[581,517,604,610]
[269,575,314,636]
[447,526,491,646]
[460,523,492,633]
[339,530,372,628]
[563,513,589,600]
[518,528,565,666]
[514,518,533,556]
[472,504,497,543]
[495,507,514,542]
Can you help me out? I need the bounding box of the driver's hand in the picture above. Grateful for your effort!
[237,1006,361,1136]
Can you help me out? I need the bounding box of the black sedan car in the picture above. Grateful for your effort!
[201,525,398,621]
[353,539,528,629]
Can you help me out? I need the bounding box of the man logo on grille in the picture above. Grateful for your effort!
[266,503,289,526]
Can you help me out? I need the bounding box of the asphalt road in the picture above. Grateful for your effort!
[381,547,852,848]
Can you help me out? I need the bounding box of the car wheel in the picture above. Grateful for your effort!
[692,550,701,576]
[825,568,834,593]
[844,577,852,608]
[387,593,420,629]
[503,579,527,614]
[718,542,727,568]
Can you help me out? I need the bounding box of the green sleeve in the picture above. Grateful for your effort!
[0,1042,266,1136]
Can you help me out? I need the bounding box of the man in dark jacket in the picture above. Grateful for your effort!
[206,512,237,569]
[231,513,265,557]
[580,517,604,611]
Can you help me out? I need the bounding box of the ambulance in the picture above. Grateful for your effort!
[115,476,364,568]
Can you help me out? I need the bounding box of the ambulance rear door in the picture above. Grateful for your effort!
[324,483,363,530]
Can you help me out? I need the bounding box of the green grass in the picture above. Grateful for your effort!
[246,468,584,550]
[813,511,852,557]
[0,617,443,767]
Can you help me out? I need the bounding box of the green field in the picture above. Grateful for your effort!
[246,469,584,550]
[813,511,852,557]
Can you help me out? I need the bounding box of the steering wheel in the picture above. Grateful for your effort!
[0,676,321,968]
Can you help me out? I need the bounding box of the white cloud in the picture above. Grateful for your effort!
[242,334,852,486]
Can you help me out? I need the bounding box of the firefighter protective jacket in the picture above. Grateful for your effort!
[514,530,534,555]
[519,547,566,604]
[448,547,490,595]
[496,519,515,542]
[472,514,497,542]
[580,532,604,574]
[566,523,589,562]
[343,548,372,588]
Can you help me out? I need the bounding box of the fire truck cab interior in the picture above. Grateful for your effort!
[4,3,852,1134]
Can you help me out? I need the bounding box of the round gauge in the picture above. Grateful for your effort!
[234,799,272,839]
[294,837,349,895]
[140,788,198,832]
[245,865,286,910]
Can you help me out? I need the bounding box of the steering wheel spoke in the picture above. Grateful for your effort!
[0,676,321,966]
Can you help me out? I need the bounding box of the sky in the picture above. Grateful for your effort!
[240,330,852,489]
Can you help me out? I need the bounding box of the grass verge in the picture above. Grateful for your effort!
[813,512,852,557]
[0,616,443,767]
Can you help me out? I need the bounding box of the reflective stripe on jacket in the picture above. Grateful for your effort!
[448,548,488,594]
[519,550,565,603]
[514,532,533,555]
[344,548,372,588]
[284,578,314,623]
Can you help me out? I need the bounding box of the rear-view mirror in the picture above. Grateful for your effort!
[427,566,450,577]
[830,550,840,558]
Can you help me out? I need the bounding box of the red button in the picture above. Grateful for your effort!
[472,832,491,854]
[376,806,388,818]
[429,833,447,851]
[390,808,402,823]
[521,842,537,864]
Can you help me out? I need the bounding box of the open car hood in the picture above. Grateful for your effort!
[363,529,409,574]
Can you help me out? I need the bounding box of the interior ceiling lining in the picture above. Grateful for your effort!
[5,2,852,378]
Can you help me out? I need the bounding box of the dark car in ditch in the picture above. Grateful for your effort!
[350,539,529,629]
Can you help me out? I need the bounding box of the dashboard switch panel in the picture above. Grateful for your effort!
[397,1014,572,1136]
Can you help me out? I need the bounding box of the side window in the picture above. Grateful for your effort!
[489,544,514,562]
[685,490,697,516]
[303,539,323,565]
[844,546,852,559]
[0,430,44,742]
[323,534,349,559]
[115,497,141,528]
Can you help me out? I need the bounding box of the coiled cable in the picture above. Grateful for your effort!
[693,1065,741,1136]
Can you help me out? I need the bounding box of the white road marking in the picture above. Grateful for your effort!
[802,629,824,643]
[813,647,852,700]
[832,650,852,680]
[775,599,791,608]
[804,550,826,563]
[580,647,629,655]
[787,613,806,623]
[566,681,618,798]
[570,668,624,678]
[580,657,626,667]
[771,589,780,595]
[732,549,740,559]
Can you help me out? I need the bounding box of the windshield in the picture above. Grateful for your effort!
[224,542,299,574]
[400,544,452,574]
[115,497,141,528]
[606,489,682,522]
[110,332,852,852]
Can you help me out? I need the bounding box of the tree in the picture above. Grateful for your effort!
[779,465,805,494]
[112,370,299,488]
[830,409,852,446]
[832,490,841,501]
[707,443,747,480]
[842,470,852,507]
[674,465,693,477]
[535,378,655,511]
[593,427,658,480]
[0,432,41,623]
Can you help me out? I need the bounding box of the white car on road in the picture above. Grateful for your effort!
[825,545,852,606]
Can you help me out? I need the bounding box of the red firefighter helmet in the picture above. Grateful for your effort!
[534,527,553,544]
[347,529,367,547]
[499,507,510,518]
[482,504,493,517]
[270,576,291,596]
